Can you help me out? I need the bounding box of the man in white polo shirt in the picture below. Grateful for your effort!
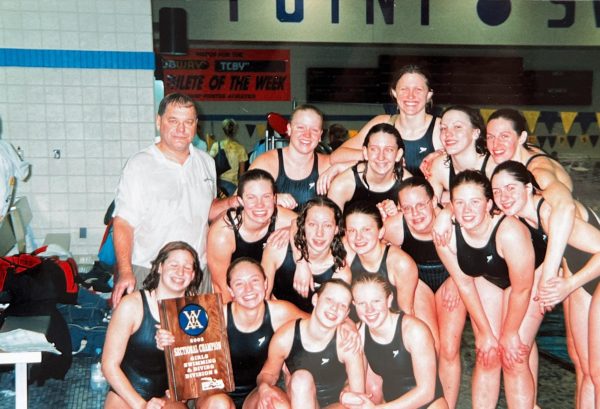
[111,93,232,307]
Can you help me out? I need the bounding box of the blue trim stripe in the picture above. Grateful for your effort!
[0,48,155,70]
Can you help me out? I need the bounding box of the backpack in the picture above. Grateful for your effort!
[0,245,80,305]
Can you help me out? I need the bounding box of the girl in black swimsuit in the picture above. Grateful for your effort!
[492,160,600,408]
[384,177,466,409]
[435,170,542,409]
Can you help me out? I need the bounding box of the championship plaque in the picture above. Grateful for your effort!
[159,293,235,401]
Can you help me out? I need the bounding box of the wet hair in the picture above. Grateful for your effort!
[294,197,346,272]
[290,104,324,128]
[490,160,542,191]
[143,241,202,295]
[361,123,405,188]
[397,176,435,201]
[487,108,534,151]
[226,169,278,233]
[351,274,393,299]
[222,118,238,139]
[441,105,487,155]
[315,278,352,298]
[450,170,495,215]
[157,93,197,116]
[389,64,433,113]
[343,200,384,231]
[226,257,266,286]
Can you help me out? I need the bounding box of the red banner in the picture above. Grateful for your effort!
[160,49,290,101]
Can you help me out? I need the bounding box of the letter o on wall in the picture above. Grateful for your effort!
[159,7,188,55]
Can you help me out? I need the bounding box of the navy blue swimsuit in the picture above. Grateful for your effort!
[387,114,436,178]
[274,149,319,210]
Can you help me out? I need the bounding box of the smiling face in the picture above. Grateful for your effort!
[451,182,493,231]
[312,282,352,328]
[241,179,276,226]
[287,108,323,154]
[352,281,392,329]
[344,212,384,255]
[398,185,435,234]
[362,131,403,176]
[159,249,196,294]
[486,117,526,164]
[227,260,267,309]
[304,205,338,256]
[156,103,197,157]
[440,109,480,156]
[391,72,432,116]
[491,170,530,217]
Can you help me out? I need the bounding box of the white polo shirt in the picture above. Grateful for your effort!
[114,144,216,270]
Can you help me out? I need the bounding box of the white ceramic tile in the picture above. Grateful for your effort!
[82,105,101,122]
[76,0,95,14]
[120,122,139,139]
[31,176,50,193]
[84,158,104,176]
[32,194,50,213]
[78,13,98,32]
[136,86,154,104]
[134,33,152,52]
[80,70,100,86]
[68,193,87,210]
[64,86,84,104]
[44,85,64,104]
[69,210,90,226]
[86,176,105,193]
[48,158,67,176]
[22,12,41,28]
[104,158,123,176]
[8,103,27,121]
[50,192,70,211]
[32,158,49,176]
[43,69,63,85]
[50,211,69,228]
[39,12,59,30]
[84,140,103,158]
[28,122,47,140]
[139,123,156,141]
[120,106,138,123]
[29,140,49,157]
[103,140,122,157]
[104,175,119,192]
[46,104,65,122]
[26,85,44,103]
[57,0,77,13]
[41,30,61,49]
[8,86,27,103]
[101,122,121,141]
[79,32,99,50]
[66,140,85,157]
[138,105,155,123]
[62,71,82,88]
[118,71,137,87]
[60,31,80,49]
[87,193,107,209]
[101,105,120,122]
[118,86,138,103]
[22,29,43,48]
[67,158,85,174]
[121,140,140,157]
[65,105,83,122]
[2,10,22,29]
[51,175,69,193]
[22,68,44,85]
[46,122,66,139]
[86,122,103,140]
[100,84,119,99]
[20,0,39,11]
[66,122,84,140]
[96,0,116,15]
[98,32,117,50]
[68,175,87,193]
[26,102,45,122]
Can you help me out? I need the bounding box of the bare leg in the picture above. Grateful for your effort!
[243,385,290,409]
[195,393,236,409]
[288,370,319,409]
[564,297,583,408]
[569,288,593,409]
[471,278,503,409]
[590,286,600,408]
[364,364,384,404]
[414,281,440,351]
[435,278,466,409]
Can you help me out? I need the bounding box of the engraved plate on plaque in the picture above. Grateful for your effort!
[159,293,234,401]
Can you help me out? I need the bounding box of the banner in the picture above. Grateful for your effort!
[161,49,291,101]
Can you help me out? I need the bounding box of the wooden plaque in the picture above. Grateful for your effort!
[159,293,235,401]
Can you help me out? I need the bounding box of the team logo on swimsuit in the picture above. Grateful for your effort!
[393,350,399,358]
[321,358,330,365]
[309,182,315,190]
[486,255,493,263]
[419,146,427,153]
[178,303,209,336]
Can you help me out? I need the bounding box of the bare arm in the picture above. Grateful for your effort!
[388,247,418,315]
[112,216,135,308]
[207,219,236,303]
[497,218,535,368]
[209,195,241,223]
[338,332,365,394]
[327,169,355,211]
[102,294,147,408]
[330,115,388,165]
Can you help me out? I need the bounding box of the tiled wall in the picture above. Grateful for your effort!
[0,0,155,255]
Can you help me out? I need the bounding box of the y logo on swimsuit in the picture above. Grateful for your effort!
[178,303,209,337]
[258,336,266,346]
[321,358,330,365]
[393,350,399,358]
[486,255,493,263]
[419,147,427,154]
[308,182,315,190]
